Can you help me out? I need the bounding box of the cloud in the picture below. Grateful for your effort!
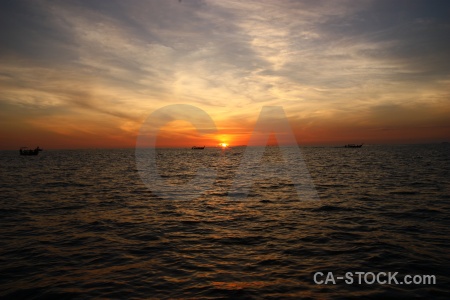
[0,0,449,148]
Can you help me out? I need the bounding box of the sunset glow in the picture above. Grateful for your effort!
[1,1,449,149]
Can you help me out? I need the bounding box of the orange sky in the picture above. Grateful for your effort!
[1,1,449,149]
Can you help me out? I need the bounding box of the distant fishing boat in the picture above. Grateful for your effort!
[344,144,363,148]
[191,146,205,150]
[20,146,43,156]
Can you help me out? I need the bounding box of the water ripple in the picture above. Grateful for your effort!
[0,145,449,298]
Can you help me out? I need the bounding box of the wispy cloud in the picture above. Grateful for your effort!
[1,0,449,148]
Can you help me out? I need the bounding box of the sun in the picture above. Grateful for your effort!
[219,143,228,148]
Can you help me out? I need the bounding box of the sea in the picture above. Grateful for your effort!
[1,144,449,299]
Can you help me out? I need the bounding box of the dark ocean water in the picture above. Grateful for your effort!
[1,144,449,299]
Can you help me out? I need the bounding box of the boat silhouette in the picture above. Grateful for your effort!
[344,144,363,148]
[20,146,43,156]
[191,146,205,150]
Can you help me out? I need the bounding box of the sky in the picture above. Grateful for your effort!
[0,0,449,149]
